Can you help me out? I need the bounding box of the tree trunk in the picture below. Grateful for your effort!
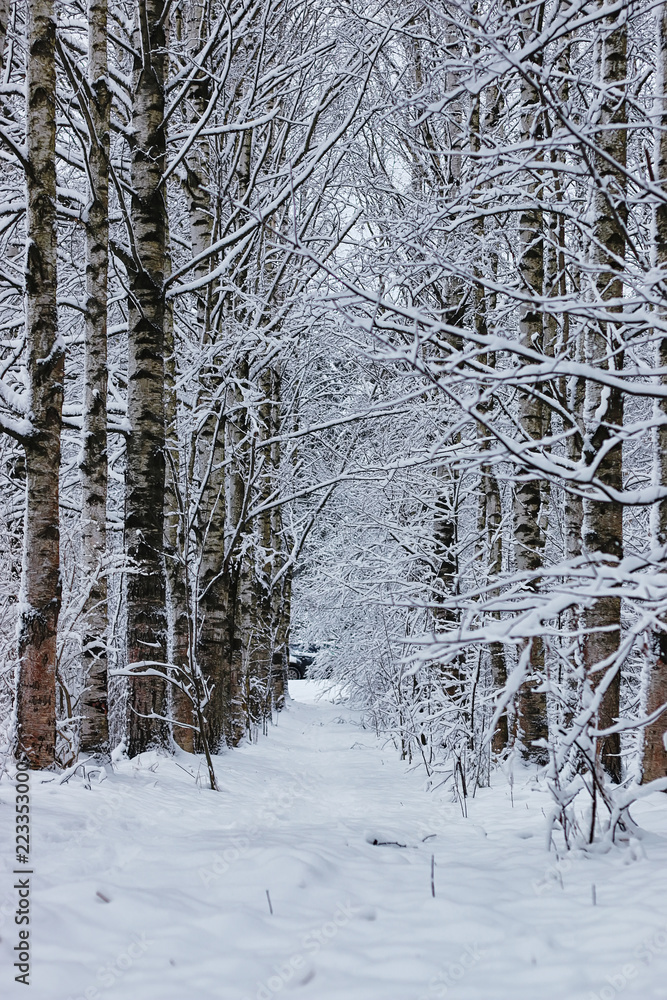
[513,18,548,763]
[79,0,111,758]
[477,438,506,752]
[226,358,251,744]
[196,402,231,750]
[167,2,213,751]
[125,0,169,757]
[433,467,462,698]
[582,8,628,783]
[164,267,194,751]
[247,364,276,728]
[473,77,507,753]
[184,0,213,329]
[270,368,288,710]
[0,0,10,75]
[178,0,236,751]
[15,0,63,768]
[642,1,667,783]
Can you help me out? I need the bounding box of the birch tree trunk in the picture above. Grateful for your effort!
[551,32,583,562]
[221,122,255,744]
[513,20,548,763]
[15,0,64,767]
[0,0,10,75]
[555,25,584,723]
[642,1,667,783]
[250,364,277,727]
[270,368,288,710]
[227,356,253,743]
[581,7,627,783]
[125,0,169,757]
[165,5,205,753]
[184,0,235,751]
[473,78,507,752]
[79,0,111,757]
[196,400,230,750]
[164,256,193,750]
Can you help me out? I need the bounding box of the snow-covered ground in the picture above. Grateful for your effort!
[2,680,667,1000]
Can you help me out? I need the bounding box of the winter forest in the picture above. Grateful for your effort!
[2,0,667,997]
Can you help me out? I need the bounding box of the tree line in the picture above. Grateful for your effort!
[292,0,667,842]
[0,0,382,775]
[1,0,667,842]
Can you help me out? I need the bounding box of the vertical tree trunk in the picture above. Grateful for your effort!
[15,0,63,768]
[472,75,507,753]
[564,352,585,563]
[513,12,548,762]
[554,29,584,725]
[79,0,111,757]
[221,124,255,745]
[125,0,169,757]
[162,9,191,750]
[642,1,667,783]
[247,364,278,728]
[164,268,194,751]
[432,469,462,692]
[553,30,582,561]
[582,7,627,783]
[178,0,236,751]
[227,356,252,744]
[477,407,506,750]
[272,569,290,709]
[0,0,10,76]
[196,402,231,750]
[270,368,288,710]
[183,0,212,330]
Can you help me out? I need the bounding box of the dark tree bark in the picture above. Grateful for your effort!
[15,0,64,768]
[270,368,288,711]
[164,261,194,751]
[196,401,231,751]
[125,0,169,757]
[79,0,111,758]
[246,364,277,729]
[472,77,507,753]
[642,1,667,783]
[179,0,235,752]
[0,0,10,75]
[227,357,253,744]
[582,8,628,783]
[513,11,548,763]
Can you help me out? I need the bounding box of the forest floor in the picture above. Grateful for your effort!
[2,681,667,1000]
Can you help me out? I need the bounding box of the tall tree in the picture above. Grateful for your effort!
[185,0,232,751]
[512,4,548,763]
[581,5,628,783]
[0,0,10,76]
[473,74,507,753]
[79,0,111,757]
[15,0,64,767]
[125,0,169,756]
[643,0,667,783]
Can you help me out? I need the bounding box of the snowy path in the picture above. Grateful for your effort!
[3,681,667,1000]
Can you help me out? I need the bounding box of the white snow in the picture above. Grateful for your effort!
[2,681,667,1000]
